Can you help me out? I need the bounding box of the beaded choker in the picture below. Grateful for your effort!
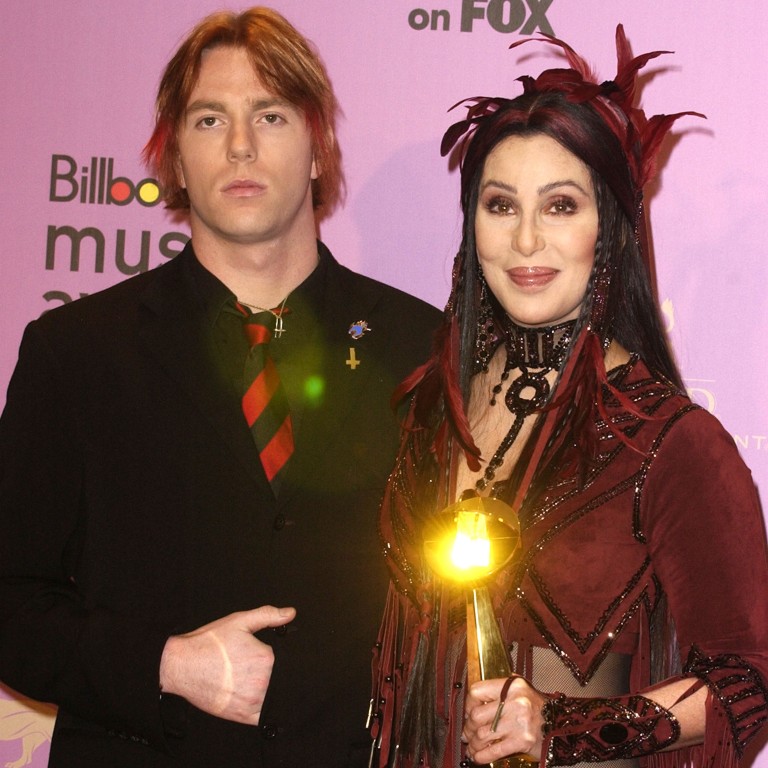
[474,318,576,493]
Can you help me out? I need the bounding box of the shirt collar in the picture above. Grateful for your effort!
[182,240,331,327]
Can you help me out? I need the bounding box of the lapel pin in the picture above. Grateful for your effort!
[348,320,371,340]
[346,347,361,370]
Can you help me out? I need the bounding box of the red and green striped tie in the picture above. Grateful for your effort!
[236,303,294,487]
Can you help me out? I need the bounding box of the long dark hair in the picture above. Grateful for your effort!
[398,88,684,483]
[387,31,698,764]
[456,88,681,396]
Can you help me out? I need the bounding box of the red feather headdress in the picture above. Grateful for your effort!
[397,25,703,488]
[442,25,704,217]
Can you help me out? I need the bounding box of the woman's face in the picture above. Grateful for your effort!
[475,133,598,328]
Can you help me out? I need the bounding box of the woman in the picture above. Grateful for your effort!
[371,26,768,768]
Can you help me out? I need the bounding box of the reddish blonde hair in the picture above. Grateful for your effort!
[143,7,343,215]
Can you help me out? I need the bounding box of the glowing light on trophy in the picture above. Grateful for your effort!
[423,496,532,768]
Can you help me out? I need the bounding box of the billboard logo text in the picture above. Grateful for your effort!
[49,154,161,207]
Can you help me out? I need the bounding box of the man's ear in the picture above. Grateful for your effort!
[176,154,187,189]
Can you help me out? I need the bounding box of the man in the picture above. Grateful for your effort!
[0,8,440,767]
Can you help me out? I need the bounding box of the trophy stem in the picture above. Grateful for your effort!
[467,585,512,684]
[467,586,533,768]
[422,500,530,768]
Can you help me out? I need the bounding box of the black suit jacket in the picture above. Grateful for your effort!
[0,243,441,767]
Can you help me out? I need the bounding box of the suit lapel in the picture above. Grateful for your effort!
[136,251,271,494]
[279,257,384,499]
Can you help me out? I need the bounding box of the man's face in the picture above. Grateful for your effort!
[177,46,317,251]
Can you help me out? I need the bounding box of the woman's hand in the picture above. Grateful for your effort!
[463,675,547,764]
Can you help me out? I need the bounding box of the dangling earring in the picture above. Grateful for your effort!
[474,273,495,373]
[589,262,612,349]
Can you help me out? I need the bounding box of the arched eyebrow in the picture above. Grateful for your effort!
[480,179,591,196]
[537,180,591,196]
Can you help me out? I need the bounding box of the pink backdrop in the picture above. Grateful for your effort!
[2,2,766,766]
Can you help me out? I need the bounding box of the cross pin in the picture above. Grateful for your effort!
[345,347,361,370]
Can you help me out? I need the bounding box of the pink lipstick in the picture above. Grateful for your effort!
[507,266,557,288]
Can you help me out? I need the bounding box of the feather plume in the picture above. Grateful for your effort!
[441,24,704,197]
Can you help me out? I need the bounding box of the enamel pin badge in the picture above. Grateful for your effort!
[346,321,371,370]
[348,320,371,340]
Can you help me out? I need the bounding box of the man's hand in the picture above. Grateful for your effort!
[159,605,296,725]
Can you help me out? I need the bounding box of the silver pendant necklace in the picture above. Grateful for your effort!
[237,295,290,338]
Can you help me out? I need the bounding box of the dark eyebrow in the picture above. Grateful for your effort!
[480,179,592,197]
[537,179,592,197]
[480,179,517,195]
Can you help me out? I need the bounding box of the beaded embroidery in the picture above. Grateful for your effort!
[374,355,768,768]
[475,319,576,493]
[685,647,768,756]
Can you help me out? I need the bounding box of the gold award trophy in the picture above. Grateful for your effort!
[423,496,534,768]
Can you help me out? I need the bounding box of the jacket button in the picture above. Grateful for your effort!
[273,514,286,531]
[262,723,278,739]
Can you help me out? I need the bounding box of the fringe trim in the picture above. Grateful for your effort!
[644,691,739,768]
[684,647,768,759]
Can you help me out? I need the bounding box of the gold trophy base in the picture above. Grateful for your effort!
[491,758,539,768]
